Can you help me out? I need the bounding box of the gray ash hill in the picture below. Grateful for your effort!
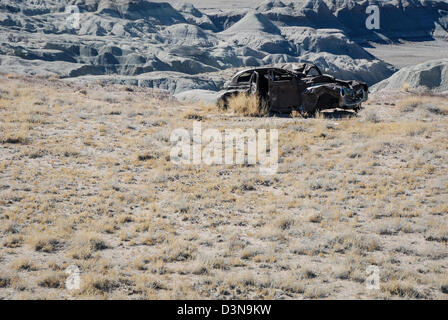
[1,0,447,93]
[372,58,448,93]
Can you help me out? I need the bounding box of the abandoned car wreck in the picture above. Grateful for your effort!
[217,63,368,115]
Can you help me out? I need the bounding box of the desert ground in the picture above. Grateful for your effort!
[0,73,447,299]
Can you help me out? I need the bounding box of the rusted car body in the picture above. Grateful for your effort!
[217,63,368,115]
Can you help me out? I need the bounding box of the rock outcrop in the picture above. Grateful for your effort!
[372,59,448,93]
[1,0,446,93]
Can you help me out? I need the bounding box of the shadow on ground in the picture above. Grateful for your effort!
[320,110,357,119]
[273,109,358,119]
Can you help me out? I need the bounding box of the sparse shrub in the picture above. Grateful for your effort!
[406,123,427,136]
[398,95,448,117]
[398,96,424,112]
[0,277,11,288]
[1,133,28,145]
[142,230,166,246]
[103,95,118,104]
[240,248,258,260]
[402,82,410,92]
[48,260,63,271]
[38,272,65,288]
[189,261,209,275]
[70,233,108,260]
[441,284,448,294]
[227,271,256,287]
[134,274,165,294]
[116,214,134,224]
[309,180,323,190]
[233,178,256,192]
[309,178,334,191]
[347,146,363,158]
[163,239,193,262]
[383,280,426,299]
[299,268,318,279]
[306,211,322,223]
[149,259,168,275]
[425,223,448,243]
[274,215,294,230]
[425,103,448,115]
[330,233,381,253]
[4,235,23,248]
[134,257,149,271]
[304,285,328,299]
[30,236,62,253]
[11,258,36,272]
[3,222,21,234]
[81,273,118,295]
[60,146,80,158]
[291,241,322,256]
[228,234,247,251]
[173,197,189,213]
[137,152,158,161]
[183,110,203,121]
[332,265,350,280]
[276,276,305,294]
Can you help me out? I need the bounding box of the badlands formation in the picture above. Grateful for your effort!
[0,0,447,95]
[372,58,448,93]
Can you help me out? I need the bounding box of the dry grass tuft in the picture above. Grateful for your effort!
[1,132,29,145]
[69,232,108,260]
[402,82,410,92]
[227,93,268,117]
[398,95,448,115]
[3,235,23,248]
[28,235,62,253]
[0,276,11,288]
[11,258,37,272]
[80,273,118,295]
[38,272,66,289]
[383,280,426,299]
[183,110,203,121]
[398,96,424,112]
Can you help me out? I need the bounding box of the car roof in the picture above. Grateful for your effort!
[230,66,294,82]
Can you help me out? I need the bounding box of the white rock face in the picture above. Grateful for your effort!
[1,0,446,93]
[372,59,448,93]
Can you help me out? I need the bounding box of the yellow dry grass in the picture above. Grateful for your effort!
[227,92,268,117]
[401,82,410,92]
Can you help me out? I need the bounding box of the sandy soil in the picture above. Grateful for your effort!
[0,74,447,299]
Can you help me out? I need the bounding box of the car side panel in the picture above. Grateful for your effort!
[268,77,301,113]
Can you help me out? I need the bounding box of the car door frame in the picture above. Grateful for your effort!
[268,69,302,113]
